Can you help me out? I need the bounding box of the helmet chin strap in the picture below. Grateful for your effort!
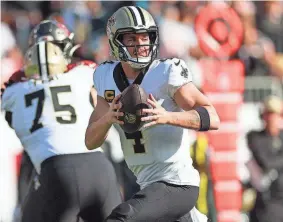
[127,60,149,69]
[118,44,155,69]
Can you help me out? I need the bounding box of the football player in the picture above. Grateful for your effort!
[1,40,122,222]
[2,20,123,221]
[0,20,99,220]
[85,6,220,221]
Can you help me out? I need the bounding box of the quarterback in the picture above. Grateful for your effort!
[86,6,219,222]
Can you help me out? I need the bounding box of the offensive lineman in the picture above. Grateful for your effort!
[1,40,122,222]
[1,20,97,211]
[2,20,123,222]
[85,6,220,222]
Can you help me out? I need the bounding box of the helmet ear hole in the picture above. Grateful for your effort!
[149,32,157,44]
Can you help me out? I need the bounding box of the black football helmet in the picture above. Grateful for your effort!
[28,20,80,63]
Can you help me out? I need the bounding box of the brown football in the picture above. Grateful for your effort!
[118,84,149,133]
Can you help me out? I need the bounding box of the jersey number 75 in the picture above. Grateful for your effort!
[25,85,77,133]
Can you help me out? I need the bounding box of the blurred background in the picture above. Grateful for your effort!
[1,1,283,222]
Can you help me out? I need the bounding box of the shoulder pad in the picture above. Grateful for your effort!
[159,57,175,63]
[100,60,115,65]
[8,69,25,83]
[158,58,185,70]
[95,60,117,73]
[67,60,97,71]
[159,57,182,65]
[94,60,118,78]
[156,58,187,74]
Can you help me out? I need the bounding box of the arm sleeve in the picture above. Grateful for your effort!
[167,59,193,98]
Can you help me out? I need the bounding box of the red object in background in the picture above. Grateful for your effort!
[196,6,245,219]
[209,19,229,43]
[206,92,243,122]
[212,102,241,122]
[210,159,238,181]
[199,59,245,93]
[217,211,242,222]
[199,58,244,220]
[208,131,238,151]
[195,3,244,58]
[213,180,242,211]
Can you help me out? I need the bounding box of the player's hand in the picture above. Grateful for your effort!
[105,94,124,125]
[141,94,169,128]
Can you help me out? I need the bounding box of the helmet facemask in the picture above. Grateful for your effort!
[113,28,158,69]
[112,28,159,69]
[52,32,80,64]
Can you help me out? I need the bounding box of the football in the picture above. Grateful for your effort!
[118,84,149,133]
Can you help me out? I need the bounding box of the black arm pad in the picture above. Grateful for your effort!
[194,107,210,131]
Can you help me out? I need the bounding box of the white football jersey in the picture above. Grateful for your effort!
[94,58,200,189]
[1,65,102,173]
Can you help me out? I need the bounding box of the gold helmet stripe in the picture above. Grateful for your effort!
[37,41,49,80]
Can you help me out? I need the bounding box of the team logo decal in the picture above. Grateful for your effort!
[124,113,136,124]
[180,65,189,79]
[106,16,116,36]
[104,90,115,103]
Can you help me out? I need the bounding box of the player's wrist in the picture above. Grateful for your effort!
[104,113,114,126]
[165,111,173,125]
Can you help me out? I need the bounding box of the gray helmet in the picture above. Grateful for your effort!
[106,6,159,69]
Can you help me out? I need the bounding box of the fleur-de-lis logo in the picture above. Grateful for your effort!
[107,16,116,36]
[124,113,136,124]
[180,65,188,79]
